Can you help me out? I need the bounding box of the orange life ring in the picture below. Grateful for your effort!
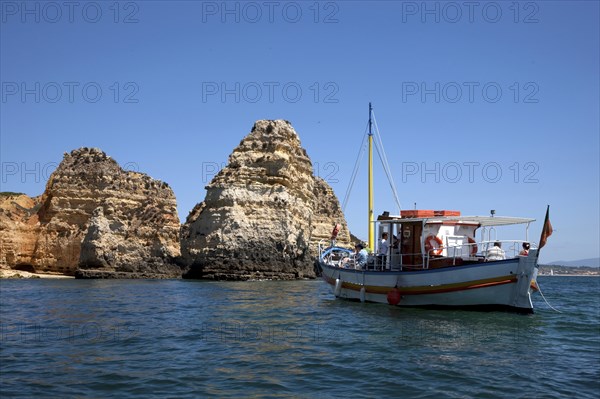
[330,223,341,240]
[424,235,443,256]
[468,237,478,256]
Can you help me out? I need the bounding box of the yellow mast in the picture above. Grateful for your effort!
[368,103,374,251]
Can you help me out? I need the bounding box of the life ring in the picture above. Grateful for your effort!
[468,237,478,256]
[330,223,341,240]
[424,235,443,256]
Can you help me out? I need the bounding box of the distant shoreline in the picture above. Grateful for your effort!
[538,265,599,277]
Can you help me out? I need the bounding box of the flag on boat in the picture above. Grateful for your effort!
[539,205,553,249]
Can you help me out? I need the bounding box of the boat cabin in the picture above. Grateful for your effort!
[372,210,535,271]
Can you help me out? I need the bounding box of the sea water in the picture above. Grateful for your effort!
[1,276,598,398]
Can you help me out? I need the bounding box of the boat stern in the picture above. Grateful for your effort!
[510,249,540,312]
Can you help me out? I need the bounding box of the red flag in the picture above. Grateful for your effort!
[539,206,553,249]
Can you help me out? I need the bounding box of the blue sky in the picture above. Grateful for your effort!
[1,1,598,263]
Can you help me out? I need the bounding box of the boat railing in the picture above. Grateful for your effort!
[319,245,354,268]
[318,239,326,258]
[384,240,538,271]
[322,240,537,271]
[474,240,538,259]
[424,239,538,269]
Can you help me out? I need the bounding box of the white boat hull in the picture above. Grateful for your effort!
[320,250,539,313]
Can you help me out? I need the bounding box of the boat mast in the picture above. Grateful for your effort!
[368,102,375,251]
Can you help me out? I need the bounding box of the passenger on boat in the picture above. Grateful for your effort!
[355,243,369,269]
[486,242,506,261]
[519,242,530,256]
[340,243,368,269]
[377,232,389,270]
[378,232,389,255]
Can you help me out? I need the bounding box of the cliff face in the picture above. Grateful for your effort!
[0,194,40,270]
[0,148,182,277]
[181,120,351,280]
[311,177,351,247]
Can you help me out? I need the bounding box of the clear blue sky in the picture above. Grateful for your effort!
[1,1,598,263]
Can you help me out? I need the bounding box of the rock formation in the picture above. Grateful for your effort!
[0,193,40,270]
[2,122,351,280]
[181,120,351,280]
[0,148,182,278]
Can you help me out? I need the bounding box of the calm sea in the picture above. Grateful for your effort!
[1,276,598,398]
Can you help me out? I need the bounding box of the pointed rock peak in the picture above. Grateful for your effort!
[65,147,114,163]
[210,120,314,192]
[242,120,305,151]
[251,119,293,134]
[56,147,120,176]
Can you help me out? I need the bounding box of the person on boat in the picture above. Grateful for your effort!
[355,243,369,269]
[486,242,506,261]
[377,232,390,270]
[519,242,530,256]
[340,243,368,269]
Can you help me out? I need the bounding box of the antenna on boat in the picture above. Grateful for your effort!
[368,102,375,251]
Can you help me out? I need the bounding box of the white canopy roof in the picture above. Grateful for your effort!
[377,215,535,227]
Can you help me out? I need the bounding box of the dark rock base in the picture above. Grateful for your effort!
[75,268,182,279]
[182,258,316,281]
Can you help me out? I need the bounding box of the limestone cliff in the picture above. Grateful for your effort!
[181,120,351,280]
[0,148,182,277]
[311,177,351,247]
[0,193,40,270]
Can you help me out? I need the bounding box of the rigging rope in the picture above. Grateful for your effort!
[372,112,402,212]
[341,121,369,212]
[373,140,398,211]
[341,109,403,214]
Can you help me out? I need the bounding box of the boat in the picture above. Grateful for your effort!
[317,104,552,313]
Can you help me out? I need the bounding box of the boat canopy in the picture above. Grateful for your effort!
[376,215,535,227]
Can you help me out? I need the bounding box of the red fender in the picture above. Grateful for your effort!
[387,287,401,305]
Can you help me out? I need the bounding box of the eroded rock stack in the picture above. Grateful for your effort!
[181,120,351,280]
[0,148,182,277]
